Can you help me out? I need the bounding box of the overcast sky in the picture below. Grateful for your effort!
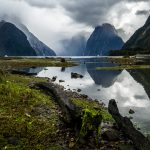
[0,0,150,53]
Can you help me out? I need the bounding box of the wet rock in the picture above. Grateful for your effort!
[61,67,65,72]
[102,129,120,141]
[71,72,83,79]
[81,94,88,99]
[52,76,57,82]
[77,89,82,92]
[108,99,150,150]
[59,80,65,83]
[129,109,135,114]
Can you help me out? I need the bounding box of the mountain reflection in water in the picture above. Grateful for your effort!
[21,58,150,133]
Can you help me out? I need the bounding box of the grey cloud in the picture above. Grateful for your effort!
[136,10,150,16]
[23,0,150,27]
[61,0,120,27]
[24,0,57,8]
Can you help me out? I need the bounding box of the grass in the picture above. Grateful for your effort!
[96,65,150,71]
[0,57,76,70]
[108,57,137,65]
[0,72,63,149]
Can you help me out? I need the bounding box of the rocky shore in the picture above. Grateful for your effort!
[0,58,150,149]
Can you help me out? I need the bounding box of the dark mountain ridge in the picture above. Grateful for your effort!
[0,20,56,56]
[0,21,36,56]
[122,16,150,52]
[84,23,124,56]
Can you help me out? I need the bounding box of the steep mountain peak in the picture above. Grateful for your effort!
[95,23,118,37]
[0,20,36,56]
[84,23,124,56]
[144,15,150,26]
[122,15,150,52]
[13,22,56,56]
[0,20,56,56]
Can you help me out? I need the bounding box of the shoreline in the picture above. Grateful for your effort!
[0,57,150,149]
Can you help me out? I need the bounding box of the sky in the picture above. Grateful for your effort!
[0,0,150,53]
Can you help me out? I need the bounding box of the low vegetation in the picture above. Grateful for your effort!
[0,57,76,70]
[96,65,150,71]
[0,72,63,149]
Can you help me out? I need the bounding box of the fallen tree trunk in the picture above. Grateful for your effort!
[32,82,77,124]
[108,99,150,150]
[32,82,102,143]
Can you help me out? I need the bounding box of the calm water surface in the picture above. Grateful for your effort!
[23,57,150,134]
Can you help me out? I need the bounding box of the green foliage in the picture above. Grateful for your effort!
[71,98,113,122]
[79,109,102,144]
[71,98,114,145]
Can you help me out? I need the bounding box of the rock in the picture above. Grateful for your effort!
[77,89,82,92]
[71,72,83,79]
[61,67,65,72]
[108,99,150,150]
[102,129,120,141]
[97,89,101,91]
[129,109,135,114]
[81,94,88,99]
[59,80,65,83]
[52,76,57,82]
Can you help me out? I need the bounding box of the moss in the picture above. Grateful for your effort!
[0,73,61,149]
[79,108,102,144]
[71,98,113,122]
[70,98,113,146]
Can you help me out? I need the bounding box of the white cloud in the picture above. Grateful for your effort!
[0,0,149,52]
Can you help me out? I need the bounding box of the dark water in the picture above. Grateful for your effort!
[22,57,150,134]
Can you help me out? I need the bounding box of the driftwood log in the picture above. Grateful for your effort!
[108,99,150,150]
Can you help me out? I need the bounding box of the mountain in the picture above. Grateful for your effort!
[122,16,150,53]
[84,23,124,56]
[86,58,121,87]
[129,69,150,99]
[0,20,56,56]
[0,21,36,56]
[16,23,56,56]
[60,34,86,56]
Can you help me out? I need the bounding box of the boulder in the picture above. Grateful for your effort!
[102,129,120,141]
[71,72,83,79]
[108,99,150,150]
[129,109,135,114]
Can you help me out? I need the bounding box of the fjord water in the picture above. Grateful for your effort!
[27,57,150,133]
